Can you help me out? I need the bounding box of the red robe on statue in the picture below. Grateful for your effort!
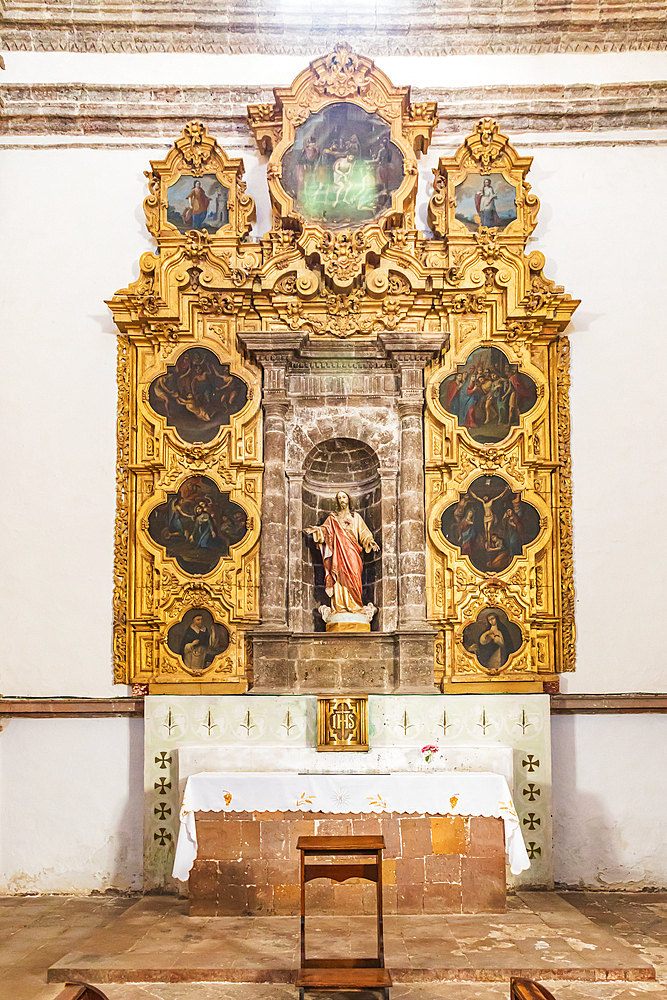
[317,513,364,606]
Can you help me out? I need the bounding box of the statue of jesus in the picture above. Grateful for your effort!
[305,490,380,632]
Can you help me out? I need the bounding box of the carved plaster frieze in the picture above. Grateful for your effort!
[2,3,664,56]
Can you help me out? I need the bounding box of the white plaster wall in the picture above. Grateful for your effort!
[528,144,667,695]
[552,714,667,887]
[1,49,666,889]
[0,717,143,894]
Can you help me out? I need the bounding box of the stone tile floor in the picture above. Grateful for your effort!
[1,892,667,1000]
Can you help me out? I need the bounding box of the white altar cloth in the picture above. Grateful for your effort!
[172,770,530,880]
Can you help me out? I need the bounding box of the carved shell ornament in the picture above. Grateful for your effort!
[314,43,371,98]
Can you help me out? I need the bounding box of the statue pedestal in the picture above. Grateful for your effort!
[250,628,437,694]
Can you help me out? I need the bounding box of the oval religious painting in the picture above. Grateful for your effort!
[439,346,537,444]
[148,347,248,444]
[281,102,404,228]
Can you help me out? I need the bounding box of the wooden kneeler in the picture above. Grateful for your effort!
[296,835,392,999]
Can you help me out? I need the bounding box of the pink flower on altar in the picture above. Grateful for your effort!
[421,745,439,763]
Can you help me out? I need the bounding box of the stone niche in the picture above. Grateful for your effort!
[238,332,446,694]
[302,439,383,631]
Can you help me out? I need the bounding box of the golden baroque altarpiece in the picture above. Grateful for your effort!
[108,46,578,694]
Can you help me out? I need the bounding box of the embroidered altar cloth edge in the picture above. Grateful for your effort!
[172,770,529,880]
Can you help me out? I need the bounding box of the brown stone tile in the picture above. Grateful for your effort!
[423,880,463,914]
[431,816,466,855]
[425,854,462,884]
[401,817,432,859]
[189,860,218,901]
[395,857,426,885]
[397,883,424,914]
[382,858,396,885]
[246,885,274,917]
[245,859,269,886]
[379,817,401,858]
[273,884,300,916]
[333,883,364,914]
[361,883,380,915]
[351,817,383,836]
[216,885,249,916]
[217,861,254,886]
[260,820,291,860]
[286,818,315,857]
[305,881,335,914]
[313,818,354,836]
[461,855,506,913]
[468,815,505,857]
[186,897,223,916]
[240,819,261,859]
[265,859,299,887]
[379,886,396,917]
[200,819,243,861]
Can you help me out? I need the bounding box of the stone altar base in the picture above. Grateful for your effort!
[189,812,505,916]
[144,693,553,892]
[46,894,657,984]
[251,629,436,693]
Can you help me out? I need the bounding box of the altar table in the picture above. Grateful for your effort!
[173,770,529,883]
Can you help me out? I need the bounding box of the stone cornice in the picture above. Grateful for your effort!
[1,693,667,717]
[0,697,144,717]
[2,82,667,139]
[1,3,666,55]
[550,693,667,714]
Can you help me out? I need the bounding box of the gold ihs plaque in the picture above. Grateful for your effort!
[317,697,369,752]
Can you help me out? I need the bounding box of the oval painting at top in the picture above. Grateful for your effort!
[455,172,517,233]
[439,346,537,444]
[281,102,404,228]
[148,347,248,444]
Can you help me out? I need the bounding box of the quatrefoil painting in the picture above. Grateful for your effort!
[148,476,249,574]
[441,476,540,574]
[439,347,537,444]
[462,607,523,672]
[281,102,404,227]
[167,608,230,674]
[148,347,248,443]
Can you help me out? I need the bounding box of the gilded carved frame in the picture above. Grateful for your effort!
[424,120,578,691]
[109,125,263,691]
[109,52,578,694]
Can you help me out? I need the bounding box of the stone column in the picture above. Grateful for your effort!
[380,336,445,629]
[260,398,290,627]
[236,333,304,691]
[396,397,429,627]
[286,470,305,633]
[379,469,399,633]
[381,335,445,691]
